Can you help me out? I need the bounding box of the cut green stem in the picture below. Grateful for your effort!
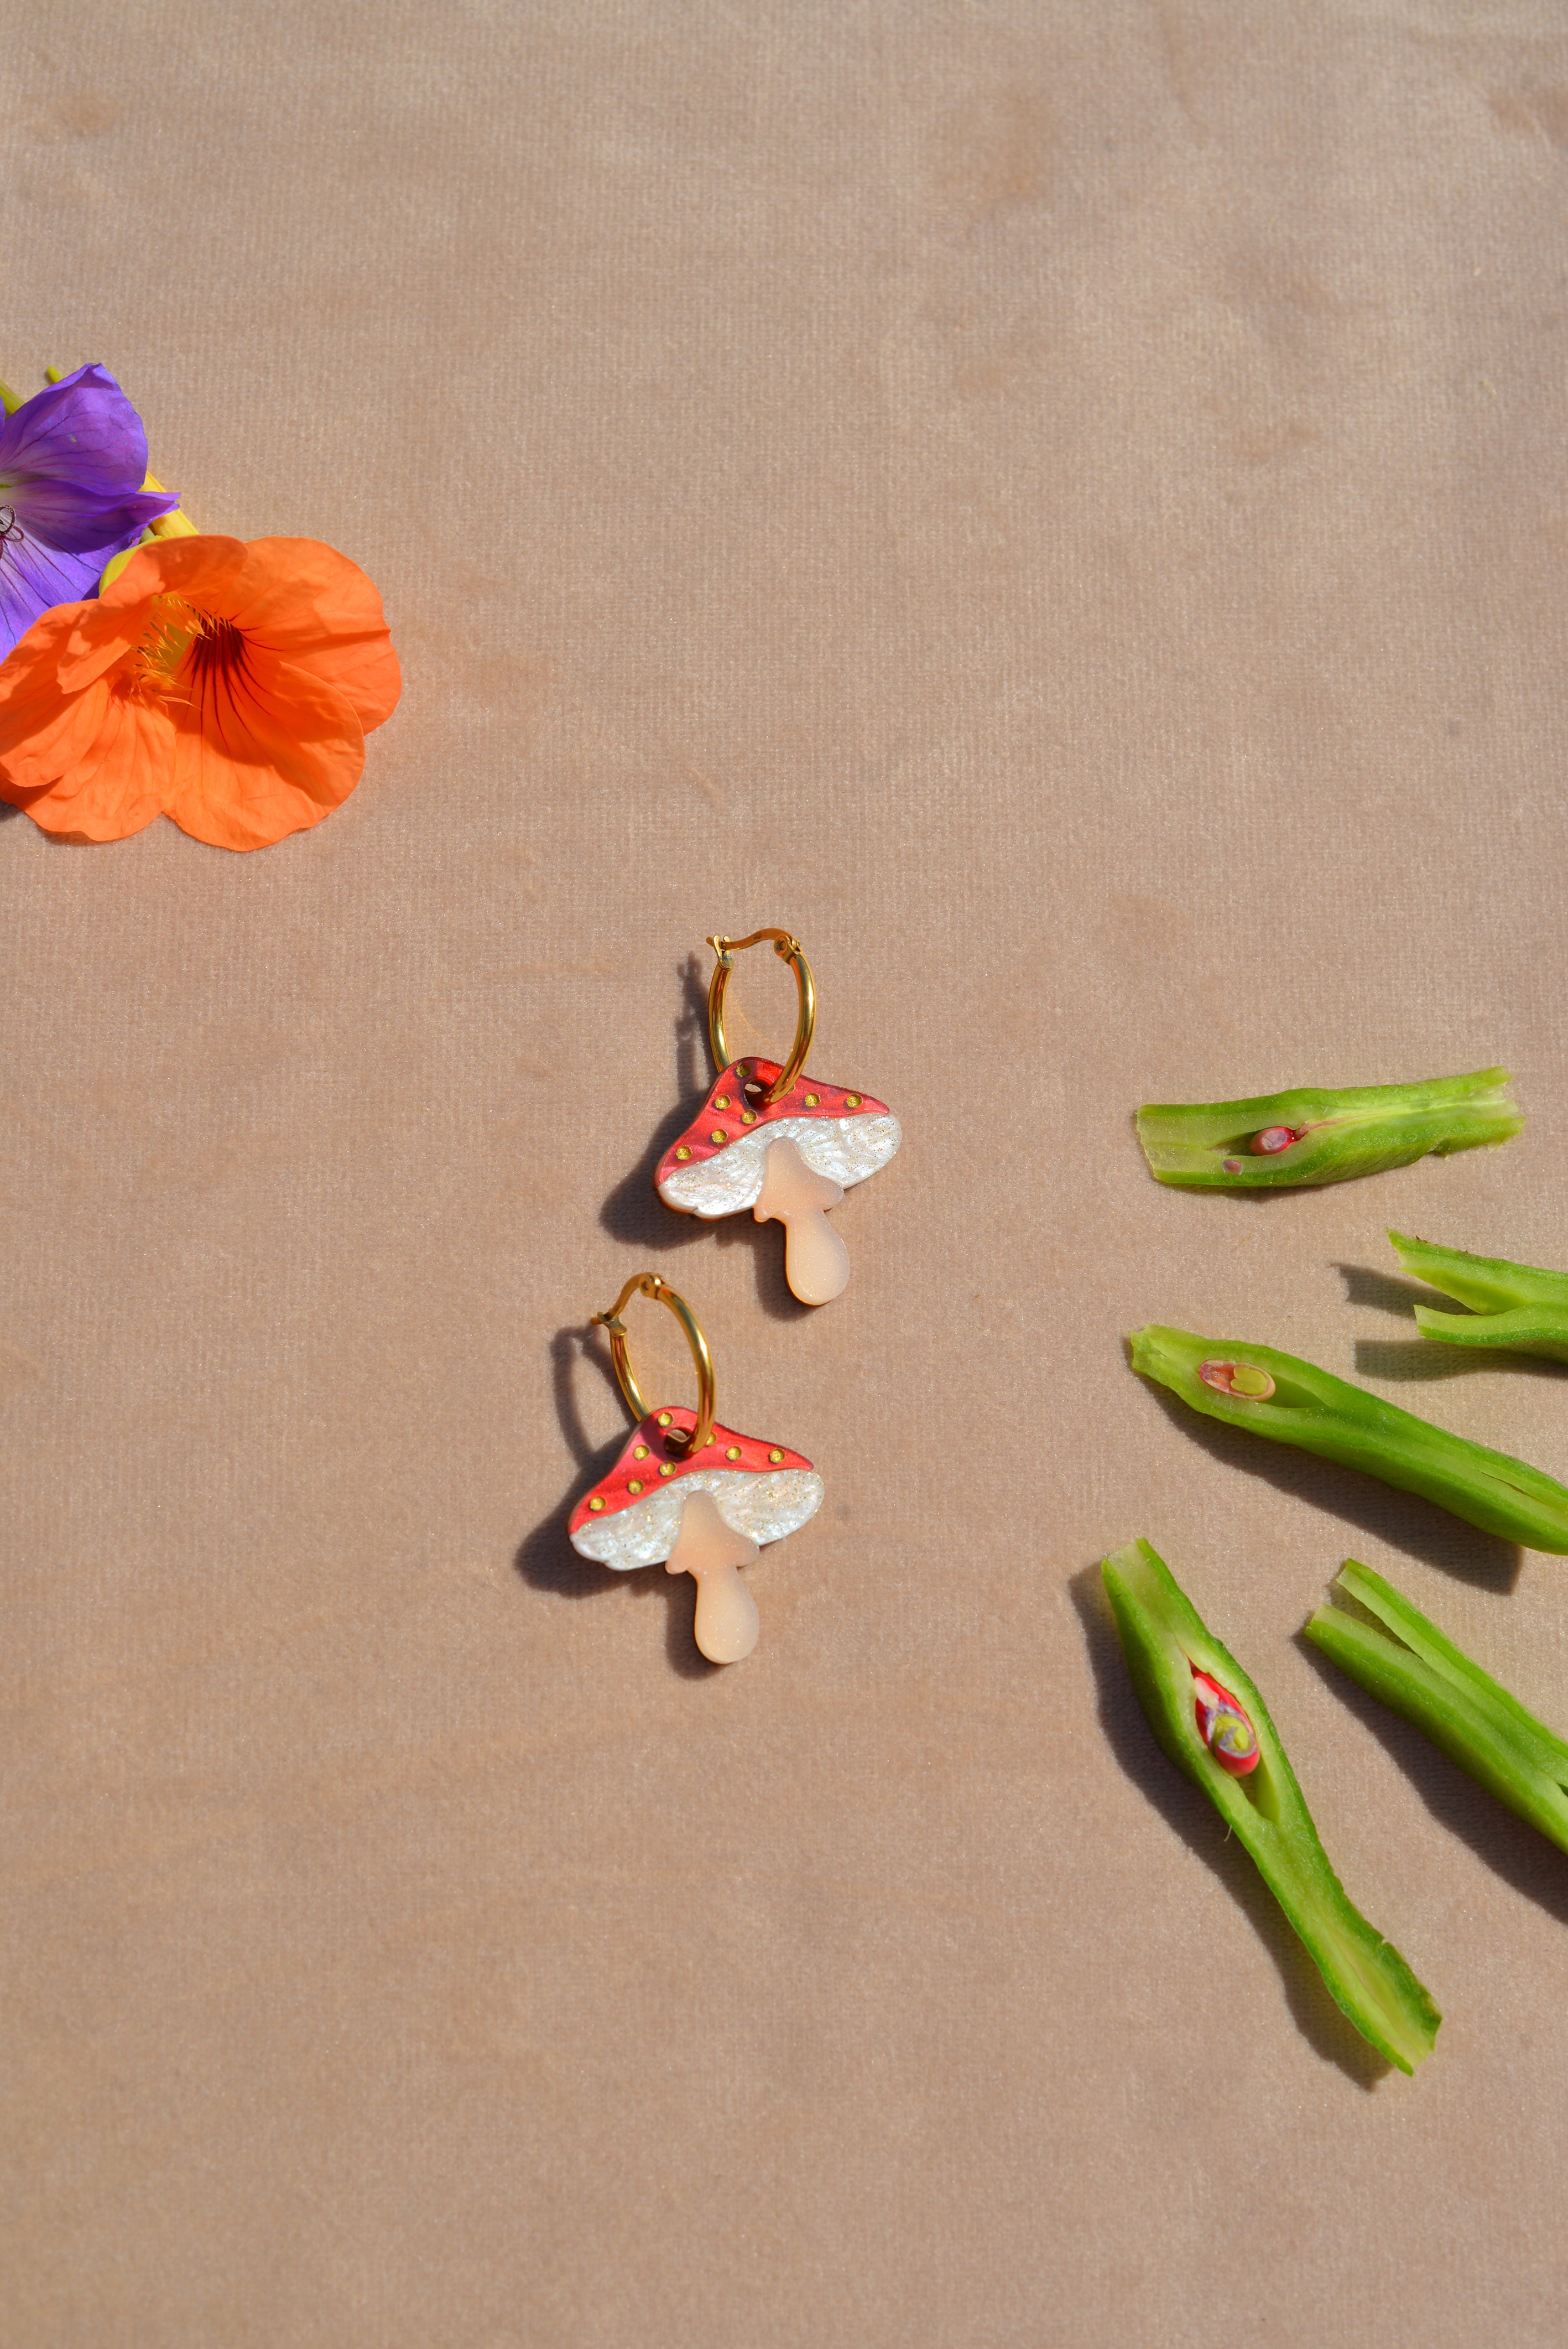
[1131,1324,1568,1552]
[1388,1230,1568,1365]
[1102,1538,1440,2073]
[1136,1068,1523,1192]
[1305,1560,1568,1857]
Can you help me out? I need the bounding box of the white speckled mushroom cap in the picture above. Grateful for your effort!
[568,1407,823,1571]
[656,1057,900,1219]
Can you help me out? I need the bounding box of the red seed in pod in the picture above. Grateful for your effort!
[1197,1360,1277,1401]
[1251,1125,1304,1154]
[1191,1666,1261,1776]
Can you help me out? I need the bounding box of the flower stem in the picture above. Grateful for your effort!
[143,474,197,539]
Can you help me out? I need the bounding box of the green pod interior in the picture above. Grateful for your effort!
[1136,1068,1522,1191]
[1131,1324,1568,1554]
[1103,1539,1440,2073]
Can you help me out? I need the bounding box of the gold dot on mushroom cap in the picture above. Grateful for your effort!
[715,1093,731,1109]
[725,1445,741,1460]
[741,1110,756,1124]
[845,1093,862,1108]
[709,1129,726,1146]
[627,1478,643,1494]
[634,1444,649,1459]
[658,1412,672,1426]
[675,1145,692,1161]
[589,1497,606,1512]
[659,1463,674,1477]
[768,1447,783,1463]
[804,1092,820,1107]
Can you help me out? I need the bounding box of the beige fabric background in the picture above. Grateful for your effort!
[3,2,1568,2341]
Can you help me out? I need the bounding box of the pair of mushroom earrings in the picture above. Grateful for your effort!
[568,930,902,1664]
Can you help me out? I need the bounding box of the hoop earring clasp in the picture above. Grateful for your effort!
[589,1273,716,1457]
[705,929,816,1105]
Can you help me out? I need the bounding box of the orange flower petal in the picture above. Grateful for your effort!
[0,682,172,841]
[0,598,142,711]
[232,538,400,734]
[163,647,366,851]
[98,535,249,612]
[0,605,173,839]
[1,532,397,849]
[54,604,145,697]
[110,533,401,734]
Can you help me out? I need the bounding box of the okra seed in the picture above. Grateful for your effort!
[1222,1158,1244,1173]
[1252,1125,1304,1154]
[1197,1359,1277,1401]
[1192,1665,1262,1778]
[1210,1709,1260,1772]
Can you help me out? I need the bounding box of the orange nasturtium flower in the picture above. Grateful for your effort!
[0,533,399,849]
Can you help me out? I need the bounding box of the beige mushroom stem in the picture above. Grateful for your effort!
[753,1136,850,1305]
[665,1488,761,1662]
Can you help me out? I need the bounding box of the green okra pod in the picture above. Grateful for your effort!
[1102,1537,1440,2072]
[1388,1230,1568,1365]
[1131,1324,1568,1552]
[1136,1067,1523,1192]
[1306,1560,1568,1858]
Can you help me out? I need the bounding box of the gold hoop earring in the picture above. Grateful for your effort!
[571,1274,823,1664]
[655,931,902,1305]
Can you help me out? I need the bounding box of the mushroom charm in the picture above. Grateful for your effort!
[572,1274,823,1664]
[655,931,902,1305]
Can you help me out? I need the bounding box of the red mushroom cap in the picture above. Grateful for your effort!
[655,1059,895,1197]
[567,1406,814,1539]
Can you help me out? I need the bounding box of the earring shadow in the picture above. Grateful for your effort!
[597,951,812,1324]
[513,1324,717,1678]
[598,954,708,1254]
[1131,1363,1522,1592]
[1069,1566,1389,2087]
[1295,1628,1568,1930]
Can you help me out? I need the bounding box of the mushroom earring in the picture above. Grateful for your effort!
[655,930,902,1305]
[569,1273,823,1664]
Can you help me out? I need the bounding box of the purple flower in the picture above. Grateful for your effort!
[0,365,178,660]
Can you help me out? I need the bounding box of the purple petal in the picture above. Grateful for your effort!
[0,530,108,661]
[6,477,177,555]
[0,363,153,498]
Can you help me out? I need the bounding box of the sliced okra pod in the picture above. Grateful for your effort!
[1306,1560,1568,1858]
[1102,1537,1440,2072]
[1388,1230,1568,1365]
[1135,1067,1522,1192]
[1131,1324,1568,1552]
